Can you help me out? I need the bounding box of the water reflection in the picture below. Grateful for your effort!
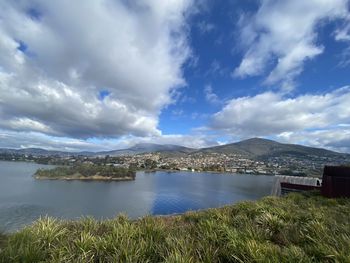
[0,161,274,232]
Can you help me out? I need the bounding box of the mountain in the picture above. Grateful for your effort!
[98,143,195,156]
[0,147,97,157]
[0,148,68,156]
[129,143,194,153]
[0,138,347,158]
[0,143,195,157]
[198,138,344,159]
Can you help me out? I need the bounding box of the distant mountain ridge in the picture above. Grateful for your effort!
[0,143,195,157]
[97,143,195,156]
[0,148,70,156]
[198,138,343,159]
[0,138,348,159]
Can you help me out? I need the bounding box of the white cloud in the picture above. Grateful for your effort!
[197,21,215,34]
[0,129,218,152]
[204,84,220,104]
[210,86,350,141]
[171,109,184,117]
[7,117,53,134]
[335,14,350,67]
[335,15,350,41]
[233,0,349,90]
[205,59,227,76]
[277,129,350,153]
[0,0,194,138]
[0,130,107,152]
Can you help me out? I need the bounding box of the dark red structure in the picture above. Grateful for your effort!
[321,166,350,198]
[279,166,350,198]
[280,182,321,196]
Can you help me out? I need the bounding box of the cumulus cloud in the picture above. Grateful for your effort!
[0,130,106,152]
[277,128,350,153]
[0,129,218,152]
[233,0,349,90]
[210,86,350,141]
[0,0,194,138]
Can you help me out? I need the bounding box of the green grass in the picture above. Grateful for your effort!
[1,193,350,262]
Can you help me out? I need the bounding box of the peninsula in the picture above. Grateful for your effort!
[34,164,136,181]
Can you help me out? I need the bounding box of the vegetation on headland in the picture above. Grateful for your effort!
[1,192,349,262]
[34,164,136,181]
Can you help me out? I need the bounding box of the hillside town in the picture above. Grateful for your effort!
[1,150,349,177]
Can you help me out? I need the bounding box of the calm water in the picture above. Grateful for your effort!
[0,161,274,232]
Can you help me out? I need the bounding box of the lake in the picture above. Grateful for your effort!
[0,161,274,232]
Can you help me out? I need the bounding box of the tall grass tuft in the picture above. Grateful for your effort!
[1,192,350,262]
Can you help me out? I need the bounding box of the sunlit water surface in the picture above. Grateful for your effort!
[0,161,274,232]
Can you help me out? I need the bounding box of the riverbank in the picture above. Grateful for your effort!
[34,174,135,181]
[1,192,349,262]
[141,168,279,176]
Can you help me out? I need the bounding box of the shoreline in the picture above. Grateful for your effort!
[140,168,277,176]
[0,160,282,176]
[34,175,135,181]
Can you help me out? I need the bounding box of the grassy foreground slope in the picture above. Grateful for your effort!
[1,193,349,262]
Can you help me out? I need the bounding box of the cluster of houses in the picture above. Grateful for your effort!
[2,150,349,177]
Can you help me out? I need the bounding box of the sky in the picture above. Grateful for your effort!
[0,0,350,153]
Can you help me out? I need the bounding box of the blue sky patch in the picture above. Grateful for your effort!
[26,7,42,21]
[98,90,110,101]
[17,41,28,53]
